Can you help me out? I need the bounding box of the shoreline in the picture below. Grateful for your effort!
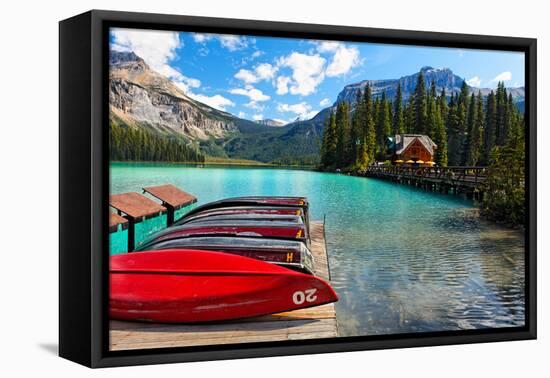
[110,160,317,169]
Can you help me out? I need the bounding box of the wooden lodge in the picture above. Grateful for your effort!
[388,134,437,164]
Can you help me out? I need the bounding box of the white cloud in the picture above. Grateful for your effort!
[252,114,264,121]
[277,102,318,120]
[238,111,247,118]
[230,85,270,102]
[276,76,291,95]
[219,35,248,51]
[234,69,259,84]
[491,71,512,82]
[319,98,331,107]
[244,102,265,112]
[277,52,326,96]
[316,42,360,77]
[316,41,341,53]
[192,33,249,51]
[234,63,278,84]
[230,85,270,113]
[188,93,235,111]
[326,46,359,77]
[252,50,264,58]
[272,118,287,125]
[315,41,360,77]
[112,28,204,96]
[466,76,481,88]
[173,77,202,94]
[111,28,182,78]
[192,33,214,43]
[255,63,278,81]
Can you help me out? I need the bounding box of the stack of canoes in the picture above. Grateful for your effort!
[110,196,338,323]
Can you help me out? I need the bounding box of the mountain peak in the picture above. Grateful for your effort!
[109,50,145,66]
[420,66,435,72]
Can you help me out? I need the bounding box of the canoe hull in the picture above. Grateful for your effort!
[180,213,304,226]
[139,223,309,249]
[134,236,315,274]
[175,196,309,226]
[110,250,337,323]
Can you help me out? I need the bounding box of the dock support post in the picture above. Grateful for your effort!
[165,205,175,227]
[127,219,135,252]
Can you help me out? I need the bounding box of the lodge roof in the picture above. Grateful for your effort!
[394,134,437,156]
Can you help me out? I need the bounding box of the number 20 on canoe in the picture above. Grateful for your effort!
[110,250,338,323]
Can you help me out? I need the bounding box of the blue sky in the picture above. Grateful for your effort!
[110,28,524,124]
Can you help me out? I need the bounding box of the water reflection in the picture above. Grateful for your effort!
[331,207,525,336]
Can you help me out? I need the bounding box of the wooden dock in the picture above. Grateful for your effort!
[109,221,337,351]
[109,213,128,233]
[143,184,197,225]
[366,165,487,199]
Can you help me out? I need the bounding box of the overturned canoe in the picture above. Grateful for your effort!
[110,250,338,323]
[134,236,315,274]
[181,213,304,225]
[174,196,309,226]
[137,221,309,250]
[177,206,306,222]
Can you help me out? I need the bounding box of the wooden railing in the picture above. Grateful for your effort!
[365,165,488,185]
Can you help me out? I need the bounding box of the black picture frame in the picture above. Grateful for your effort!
[59,9,537,368]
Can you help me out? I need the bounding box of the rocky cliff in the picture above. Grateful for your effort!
[109,50,237,139]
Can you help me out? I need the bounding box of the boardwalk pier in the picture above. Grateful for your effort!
[365,165,487,199]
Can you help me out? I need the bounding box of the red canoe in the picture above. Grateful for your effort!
[180,206,306,221]
[110,250,338,323]
[138,222,309,250]
[134,236,315,274]
[174,196,309,226]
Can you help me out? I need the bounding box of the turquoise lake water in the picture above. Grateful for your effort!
[110,162,525,336]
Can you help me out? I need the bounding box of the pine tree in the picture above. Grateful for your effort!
[425,81,437,139]
[413,71,427,133]
[505,93,516,143]
[482,115,525,226]
[429,80,437,99]
[447,82,469,165]
[335,102,351,168]
[109,120,205,163]
[433,104,448,166]
[349,90,365,167]
[438,88,449,121]
[446,94,458,165]
[466,92,484,166]
[495,82,509,146]
[320,109,338,167]
[404,96,415,133]
[375,92,392,160]
[363,84,376,165]
[483,90,497,164]
[463,93,477,165]
[393,82,405,135]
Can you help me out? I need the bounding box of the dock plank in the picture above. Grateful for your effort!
[109,213,128,233]
[109,221,337,351]
[110,192,166,220]
[143,184,197,209]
